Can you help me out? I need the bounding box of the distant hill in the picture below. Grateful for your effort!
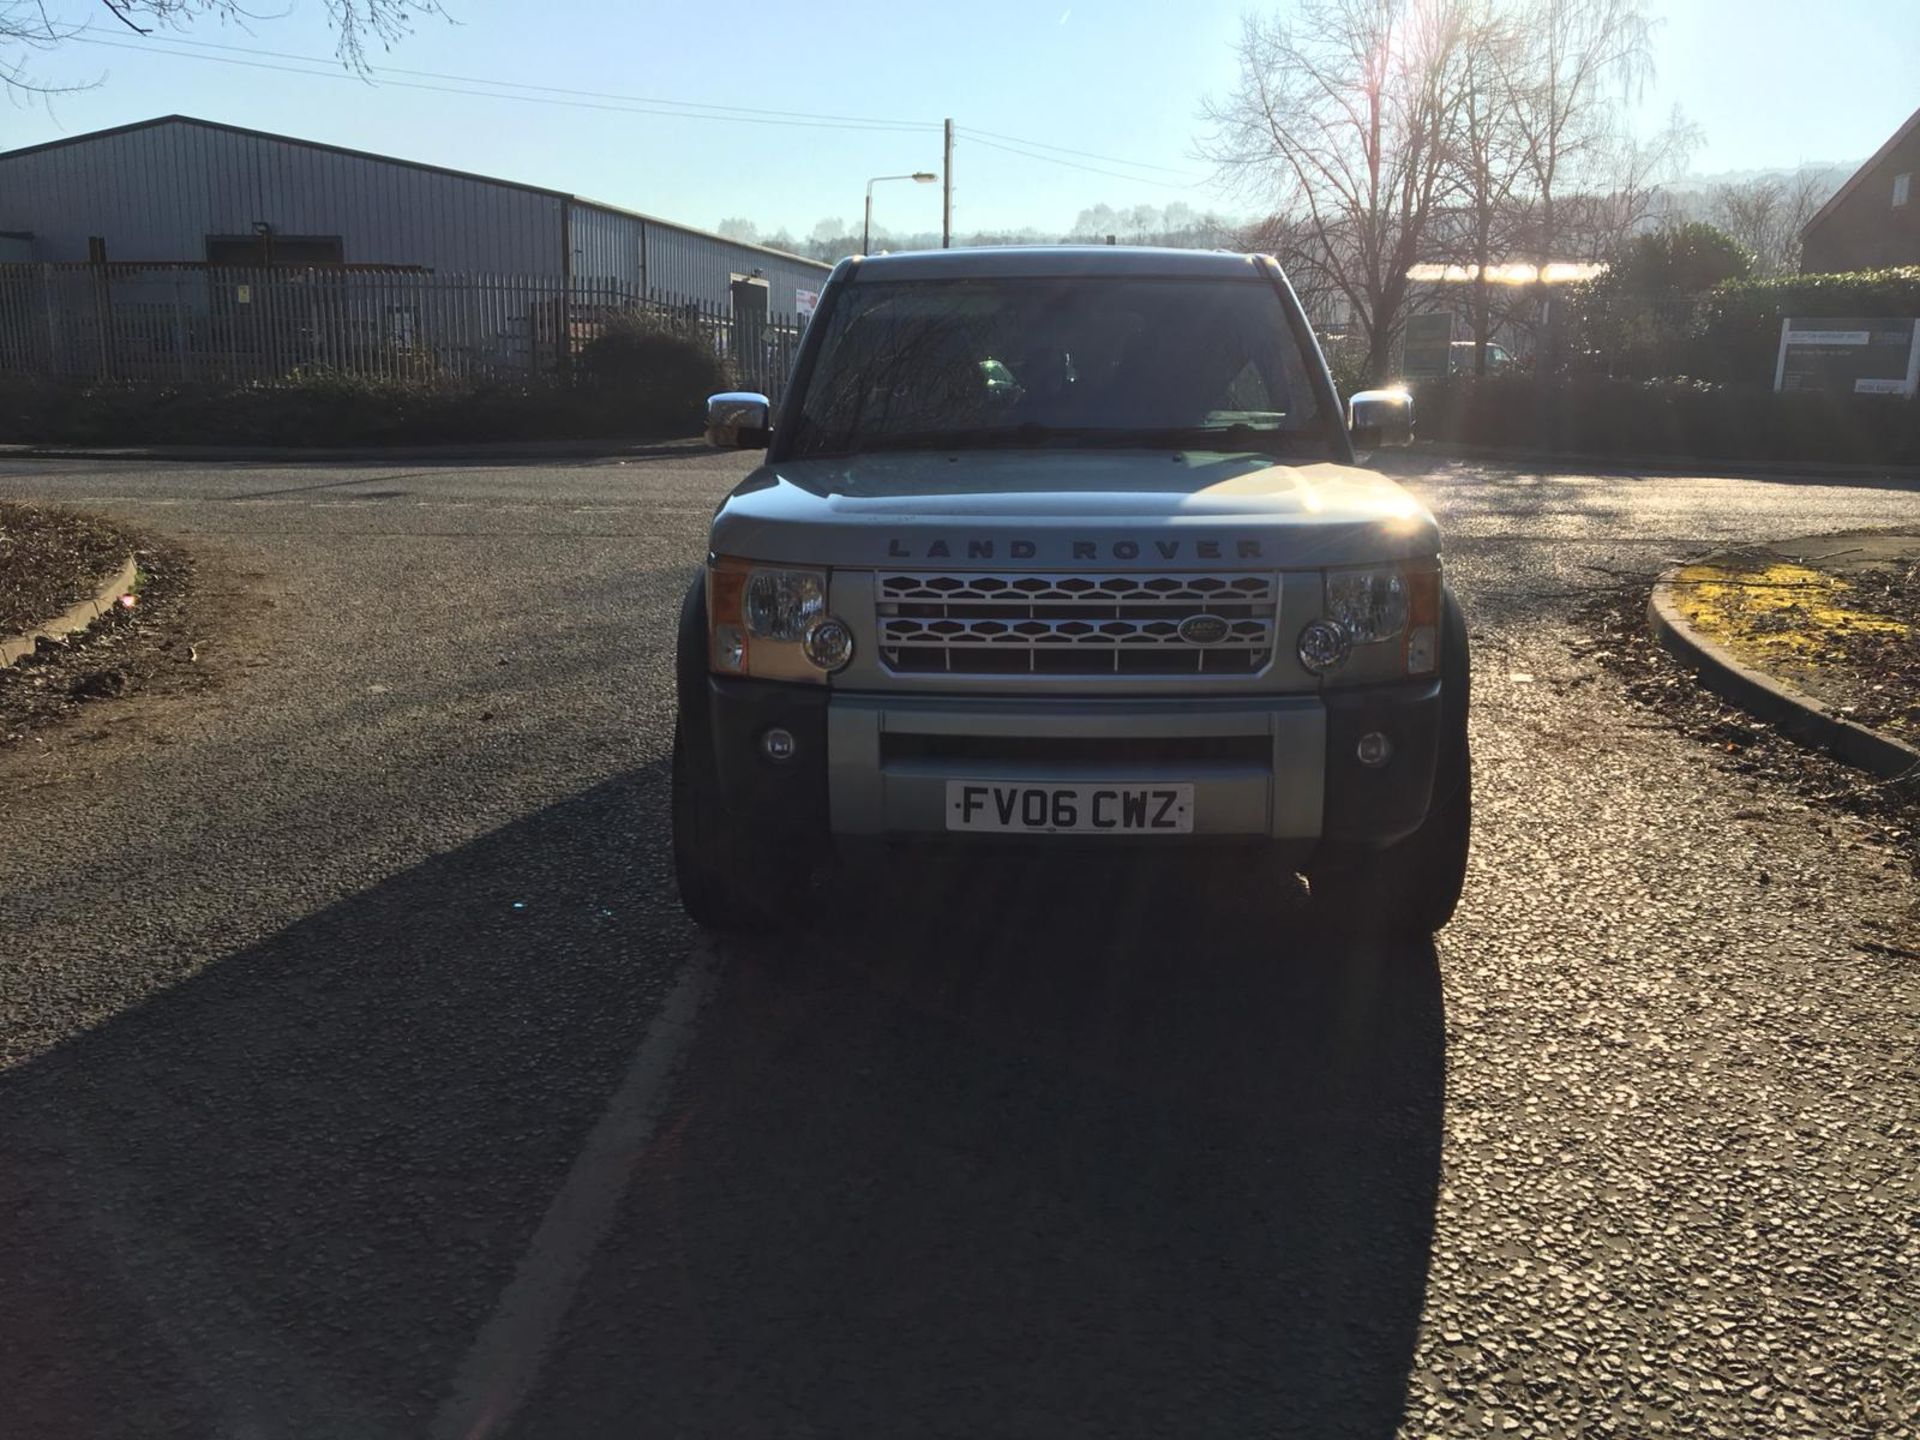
[1678,161,1858,190]
[1651,162,1857,274]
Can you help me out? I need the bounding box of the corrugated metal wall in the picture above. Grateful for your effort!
[568,204,644,289]
[0,119,562,272]
[0,117,832,324]
[568,202,828,323]
[3,118,837,314]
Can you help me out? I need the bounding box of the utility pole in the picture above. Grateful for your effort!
[942,118,954,249]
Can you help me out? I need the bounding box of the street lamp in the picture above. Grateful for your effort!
[864,172,938,255]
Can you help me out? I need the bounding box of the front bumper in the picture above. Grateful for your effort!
[828,693,1325,839]
[702,676,1443,853]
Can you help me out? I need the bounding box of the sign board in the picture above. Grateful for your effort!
[1401,312,1455,380]
[796,287,820,321]
[234,284,252,305]
[1774,316,1920,398]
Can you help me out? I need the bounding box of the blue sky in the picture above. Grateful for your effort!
[3,1,1916,239]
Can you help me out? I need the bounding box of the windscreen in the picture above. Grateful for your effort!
[786,275,1332,461]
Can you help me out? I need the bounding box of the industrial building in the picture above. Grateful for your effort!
[0,115,830,390]
[0,115,830,317]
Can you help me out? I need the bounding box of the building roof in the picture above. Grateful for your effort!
[1803,104,1920,239]
[850,245,1268,281]
[567,192,827,271]
[0,114,829,273]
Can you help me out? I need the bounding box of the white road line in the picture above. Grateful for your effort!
[427,946,717,1440]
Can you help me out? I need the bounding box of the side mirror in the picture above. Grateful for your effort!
[1348,388,1414,450]
[705,391,772,449]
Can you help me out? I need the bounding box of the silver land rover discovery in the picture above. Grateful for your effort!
[673,247,1469,935]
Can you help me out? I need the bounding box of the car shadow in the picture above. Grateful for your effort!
[1,774,1444,1440]
[524,853,1447,1440]
[0,767,693,1440]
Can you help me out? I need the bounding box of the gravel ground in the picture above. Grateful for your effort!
[1580,578,1920,882]
[1823,552,1920,731]
[0,537,220,746]
[1672,532,1920,738]
[0,500,132,634]
[0,454,1916,1438]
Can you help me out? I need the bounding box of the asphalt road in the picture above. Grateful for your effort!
[1,453,1916,1439]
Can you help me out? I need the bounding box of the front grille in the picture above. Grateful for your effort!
[877,572,1277,676]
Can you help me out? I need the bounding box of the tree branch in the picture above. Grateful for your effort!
[96,0,153,35]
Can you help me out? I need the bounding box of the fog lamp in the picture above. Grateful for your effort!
[1297,619,1351,674]
[1356,731,1393,767]
[761,727,797,762]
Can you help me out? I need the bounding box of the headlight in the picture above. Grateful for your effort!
[1297,619,1351,675]
[744,569,825,640]
[1326,567,1409,643]
[708,558,852,682]
[1321,563,1441,676]
[802,617,855,672]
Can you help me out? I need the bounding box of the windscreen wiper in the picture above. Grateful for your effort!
[848,422,1303,455]
[1069,424,1304,454]
[849,423,1091,453]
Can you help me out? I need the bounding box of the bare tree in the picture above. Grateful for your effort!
[1202,0,1470,385]
[1438,0,1531,373]
[3,0,444,93]
[1496,0,1655,259]
[1212,0,1697,380]
[1064,200,1238,248]
[1439,3,1688,371]
[1573,107,1701,257]
[1491,0,1657,372]
[1238,210,1341,320]
[803,217,858,261]
[1711,170,1834,277]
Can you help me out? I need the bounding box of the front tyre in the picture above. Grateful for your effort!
[1310,768,1470,937]
[1310,588,1472,938]
[670,714,801,933]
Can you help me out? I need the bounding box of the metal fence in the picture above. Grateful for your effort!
[0,264,807,401]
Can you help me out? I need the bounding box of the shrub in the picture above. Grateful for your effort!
[1572,223,1755,380]
[576,311,731,430]
[1571,250,1920,386]
[1415,374,1920,466]
[1604,223,1756,296]
[1319,337,1371,404]
[1690,267,1920,383]
[0,303,737,447]
[0,363,717,448]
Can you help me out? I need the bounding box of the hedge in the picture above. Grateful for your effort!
[0,316,731,447]
[1415,374,1920,466]
[1689,267,1920,384]
[1576,265,1920,384]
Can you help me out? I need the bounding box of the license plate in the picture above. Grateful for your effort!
[945,781,1195,835]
